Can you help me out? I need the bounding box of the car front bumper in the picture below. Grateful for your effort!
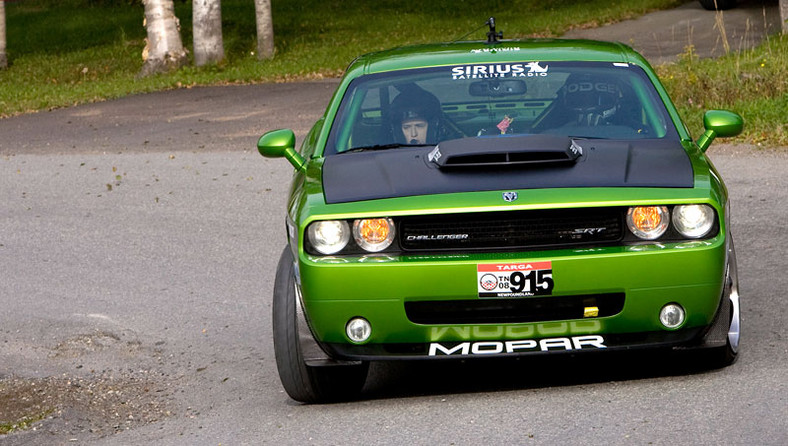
[296,236,728,361]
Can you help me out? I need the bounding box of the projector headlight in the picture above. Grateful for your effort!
[307,220,350,255]
[672,204,715,238]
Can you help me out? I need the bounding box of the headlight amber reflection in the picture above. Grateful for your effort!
[627,206,669,240]
[353,218,395,252]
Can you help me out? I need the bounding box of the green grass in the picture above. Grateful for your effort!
[1,0,786,146]
[0,410,51,435]
[658,34,788,146]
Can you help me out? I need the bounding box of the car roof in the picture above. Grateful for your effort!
[346,39,649,76]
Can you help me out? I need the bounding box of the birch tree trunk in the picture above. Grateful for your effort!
[254,0,274,60]
[141,0,187,76]
[0,0,7,69]
[193,0,224,66]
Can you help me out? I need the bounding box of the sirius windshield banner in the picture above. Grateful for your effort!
[451,62,549,80]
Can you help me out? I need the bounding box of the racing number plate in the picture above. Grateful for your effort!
[477,261,554,298]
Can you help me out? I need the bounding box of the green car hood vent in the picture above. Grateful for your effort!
[428,135,581,168]
[323,138,692,204]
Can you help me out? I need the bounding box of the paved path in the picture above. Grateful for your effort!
[565,0,781,65]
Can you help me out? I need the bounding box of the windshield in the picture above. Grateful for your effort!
[325,61,678,155]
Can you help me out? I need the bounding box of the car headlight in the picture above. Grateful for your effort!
[672,204,715,238]
[627,206,669,240]
[353,218,395,252]
[307,220,350,255]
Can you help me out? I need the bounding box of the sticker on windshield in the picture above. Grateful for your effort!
[470,46,521,54]
[477,261,554,297]
[451,62,549,80]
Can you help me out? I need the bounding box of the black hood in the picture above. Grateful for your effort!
[322,136,693,204]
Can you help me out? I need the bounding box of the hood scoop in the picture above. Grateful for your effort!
[428,135,582,168]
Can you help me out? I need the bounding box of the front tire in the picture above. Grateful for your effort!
[272,247,368,403]
[705,241,740,367]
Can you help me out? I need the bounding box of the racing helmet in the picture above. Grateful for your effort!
[560,74,622,125]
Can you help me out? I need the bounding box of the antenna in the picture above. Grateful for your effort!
[486,17,503,44]
[452,17,504,43]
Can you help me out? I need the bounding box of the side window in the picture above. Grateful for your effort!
[623,76,668,138]
[331,87,376,152]
[349,88,385,149]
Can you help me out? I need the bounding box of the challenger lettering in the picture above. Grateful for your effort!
[406,234,470,241]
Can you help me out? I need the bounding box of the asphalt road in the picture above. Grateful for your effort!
[1,1,787,444]
[2,127,787,446]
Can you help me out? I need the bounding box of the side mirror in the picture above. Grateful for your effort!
[696,110,743,152]
[257,129,306,170]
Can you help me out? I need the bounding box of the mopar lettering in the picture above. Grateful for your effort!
[428,335,606,356]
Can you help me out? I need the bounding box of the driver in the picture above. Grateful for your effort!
[559,73,621,126]
[389,89,442,145]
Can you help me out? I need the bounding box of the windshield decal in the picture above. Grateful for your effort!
[451,62,549,80]
[470,47,521,54]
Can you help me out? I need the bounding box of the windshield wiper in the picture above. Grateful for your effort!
[343,143,433,153]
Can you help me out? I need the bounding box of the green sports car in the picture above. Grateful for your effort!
[257,31,743,403]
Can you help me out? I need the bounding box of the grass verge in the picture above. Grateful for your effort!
[658,32,788,147]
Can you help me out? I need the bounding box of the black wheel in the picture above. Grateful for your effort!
[705,314,738,368]
[272,247,368,403]
[698,0,736,10]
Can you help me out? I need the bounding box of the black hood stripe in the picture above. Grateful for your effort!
[323,139,692,204]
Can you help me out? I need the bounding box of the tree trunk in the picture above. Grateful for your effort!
[0,0,7,69]
[192,0,224,66]
[141,0,187,76]
[254,0,274,60]
[780,0,788,34]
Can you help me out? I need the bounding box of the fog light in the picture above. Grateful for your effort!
[346,317,371,343]
[659,303,686,329]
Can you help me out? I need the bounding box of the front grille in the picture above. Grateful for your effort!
[399,208,623,251]
[405,293,625,325]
